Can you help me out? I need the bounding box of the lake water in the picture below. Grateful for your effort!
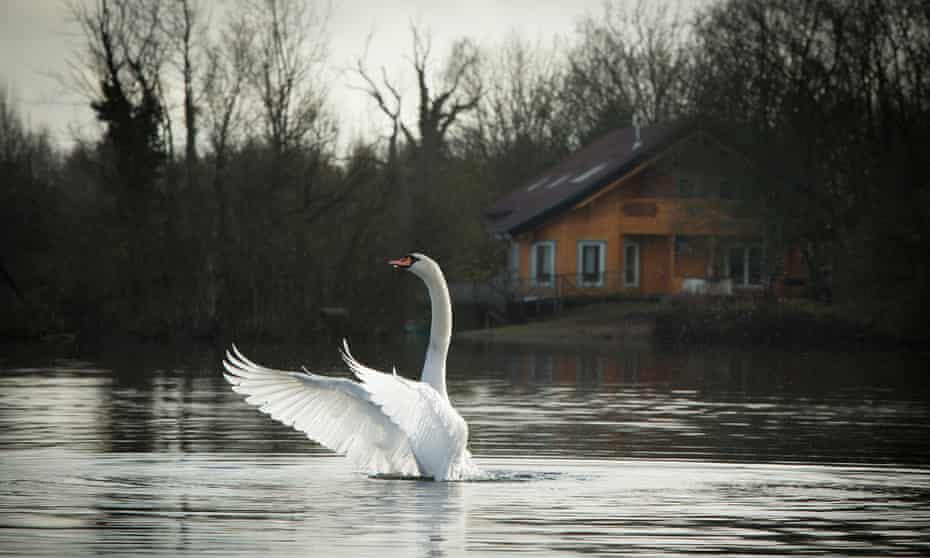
[1,340,929,556]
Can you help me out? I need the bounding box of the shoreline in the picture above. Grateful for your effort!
[3,299,924,352]
[456,302,656,347]
[457,299,924,351]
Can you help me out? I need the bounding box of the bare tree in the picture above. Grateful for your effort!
[69,0,175,306]
[355,25,482,247]
[163,0,204,183]
[461,34,569,193]
[0,86,56,305]
[354,40,405,173]
[566,0,692,142]
[199,10,255,327]
[202,13,252,176]
[414,29,483,160]
[71,0,171,187]
[242,0,331,162]
[356,25,482,163]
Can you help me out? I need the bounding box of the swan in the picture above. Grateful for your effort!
[222,253,476,481]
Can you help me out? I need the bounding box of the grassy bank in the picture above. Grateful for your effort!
[458,298,919,349]
[457,300,659,347]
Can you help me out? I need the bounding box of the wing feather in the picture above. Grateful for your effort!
[339,340,469,480]
[223,346,419,476]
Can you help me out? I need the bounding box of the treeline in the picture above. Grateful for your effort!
[1,0,928,342]
[691,0,930,339]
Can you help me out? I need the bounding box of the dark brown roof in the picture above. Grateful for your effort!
[485,121,692,236]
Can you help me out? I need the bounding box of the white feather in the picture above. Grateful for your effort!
[339,341,470,480]
[223,345,420,476]
[223,253,478,481]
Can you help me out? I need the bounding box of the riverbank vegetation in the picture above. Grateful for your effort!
[2,0,928,344]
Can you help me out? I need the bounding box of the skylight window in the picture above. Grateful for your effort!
[545,174,571,189]
[570,162,608,184]
[526,176,549,191]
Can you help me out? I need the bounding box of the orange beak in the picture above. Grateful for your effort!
[389,256,414,269]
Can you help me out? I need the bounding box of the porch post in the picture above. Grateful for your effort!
[618,232,625,291]
[708,236,717,278]
[669,233,677,293]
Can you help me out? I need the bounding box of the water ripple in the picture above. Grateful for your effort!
[1,342,929,556]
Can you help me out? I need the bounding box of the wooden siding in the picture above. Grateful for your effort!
[638,236,671,295]
[515,171,761,292]
[510,132,806,296]
[675,236,712,279]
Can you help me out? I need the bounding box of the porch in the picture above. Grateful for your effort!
[515,234,766,300]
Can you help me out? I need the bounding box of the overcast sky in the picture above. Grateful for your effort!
[0,1,698,150]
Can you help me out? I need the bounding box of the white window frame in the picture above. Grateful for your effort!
[623,239,640,288]
[577,240,607,287]
[530,241,556,287]
[726,243,764,288]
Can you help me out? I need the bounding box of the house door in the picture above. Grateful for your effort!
[626,236,672,294]
[642,236,672,294]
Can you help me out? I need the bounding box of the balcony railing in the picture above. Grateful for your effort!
[501,272,636,301]
[452,271,755,308]
[503,273,754,300]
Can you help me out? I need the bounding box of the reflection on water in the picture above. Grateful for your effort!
[1,341,929,556]
[466,344,930,466]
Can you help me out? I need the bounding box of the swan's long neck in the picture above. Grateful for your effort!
[419,265,452,399]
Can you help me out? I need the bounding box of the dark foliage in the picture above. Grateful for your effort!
[1,0,928,342]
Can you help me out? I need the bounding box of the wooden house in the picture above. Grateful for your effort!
[484,121,807,299]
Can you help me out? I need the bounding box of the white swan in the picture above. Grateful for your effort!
[222,253,476,481]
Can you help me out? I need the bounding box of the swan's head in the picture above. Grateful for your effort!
[389,253,442,281]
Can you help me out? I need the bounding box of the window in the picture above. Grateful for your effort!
[728,246,744,284]
[531,241,556,286]
[748,245,762,285]
[727,244,763,287]
[623,239,640,288]
[577,241,606,287]
[674,237,692,261]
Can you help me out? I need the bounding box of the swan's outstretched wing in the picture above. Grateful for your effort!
[340,341,468,480]
[223,345,419,476]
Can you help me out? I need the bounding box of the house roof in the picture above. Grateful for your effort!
[485,120,693,236]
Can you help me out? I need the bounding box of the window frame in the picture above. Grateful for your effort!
[726,243,764,288]
[577,240,607,288]
[530,241,557,287]
[623,238,640,288]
